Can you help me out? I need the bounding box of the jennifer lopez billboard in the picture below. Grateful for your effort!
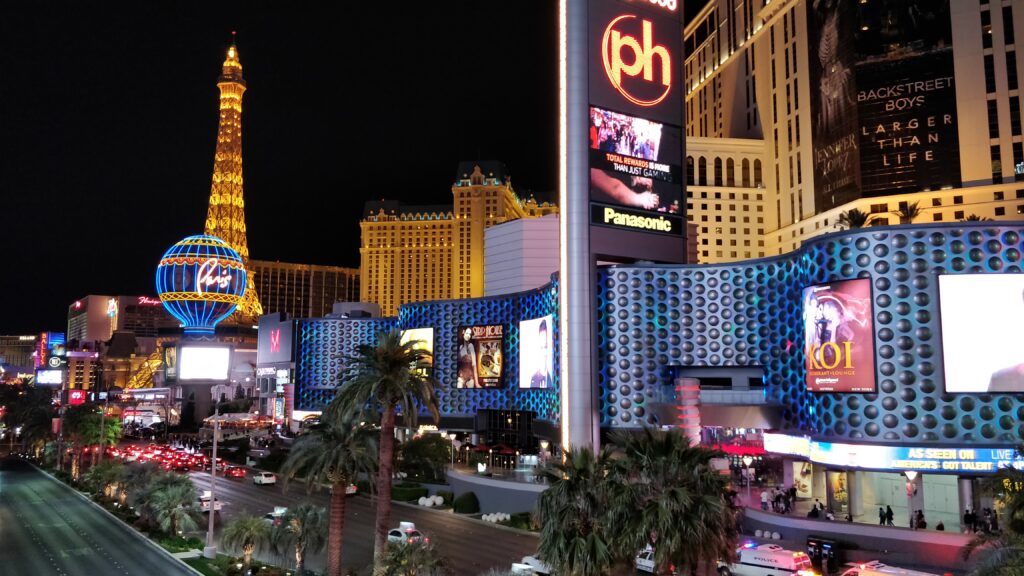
[803,279,876,393]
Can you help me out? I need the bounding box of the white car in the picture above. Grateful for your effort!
[253,471,277,485]
[263,506,288,526]
[718,543,814,576]
[636,547,679,575]
[199,491,223,513]
[519,554,553,575]
[840,561,942,576]
[387,521,429,545]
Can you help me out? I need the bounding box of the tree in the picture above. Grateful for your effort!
[892,201,923,225]
[605,428,739,575]
[140,471,196,527]
[280,414,377,576]
[150,483,200,536]
[381,541,449,576]
[962,214,994,222]
[83,460,124,500]
[221,514,272,574]
[271,503,328,576]
[398,434,450,482]
[117,461,163,506]
[329,328,440,572]
[835,208,875,229]
[536,446,616,576]
[964,451,1024,575]
[2,384,54,454]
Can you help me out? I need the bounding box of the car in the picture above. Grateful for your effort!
[226,466,246,479]
[636,547,679,575]
[387,521,429,545]
[199,491,223,513]
[253,471,277,485]
[329,483,359,496]
[519,554,552,575]
[839,561,942,576]
[718,543,815,576]
[263,506,288,526]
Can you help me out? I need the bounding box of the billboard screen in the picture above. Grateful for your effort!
[588,0,685,238]
[68,389,87,405]
[803,278,875,393]
[456,325,505,389]
[258,314,294,365]
[35,369,64,386]
[939,274,1024,393]
[36,332,67,370]
[399,328,434,368]
[519,315,554,389]
[178,346,231,381]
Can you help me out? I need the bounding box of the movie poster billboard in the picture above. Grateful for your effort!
[807,0,861,211]
[803,279,875,393]
[588,0,685,238]
[456,325,504,389]
[519,315,554,389]
[399,328,434,368]
[939,274,1024,393]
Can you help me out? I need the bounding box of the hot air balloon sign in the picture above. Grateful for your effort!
[155,235,247,334]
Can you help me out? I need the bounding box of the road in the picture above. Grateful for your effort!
[190,469,542,575]
[0,457,195,576]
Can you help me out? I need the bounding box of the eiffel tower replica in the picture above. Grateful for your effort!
[204,33,262,323]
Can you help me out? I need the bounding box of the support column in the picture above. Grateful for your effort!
[959,477,974,517]
[783,459,795,489]
[848,471,863,517]
[812,465,827,502]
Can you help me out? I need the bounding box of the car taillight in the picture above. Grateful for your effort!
[407,538,414,544]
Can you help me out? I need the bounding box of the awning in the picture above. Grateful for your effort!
[698,404,783,429]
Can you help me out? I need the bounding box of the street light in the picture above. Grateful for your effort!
[742,455,754,505]
[905,470,918,529]
[204,405,221,559]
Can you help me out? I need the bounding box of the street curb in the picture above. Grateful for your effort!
[390,498,540,538]
[29,462,206,576]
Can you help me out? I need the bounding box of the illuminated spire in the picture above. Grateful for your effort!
[204,34,263,321]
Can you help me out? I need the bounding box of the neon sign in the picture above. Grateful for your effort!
[196,258,234,293]
[107,297,118,317]
[601,15,672,107]
[138,296,162,305]
[270,329,280,353]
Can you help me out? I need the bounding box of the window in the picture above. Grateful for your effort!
[1008,51,1019,91]
[933,213,943,222]
[996,191,1005,200]
[982,10,993,49]
[714,157,723,186]
[989,100,1001,139]
[985,54,997,93]
[1005,6,1015,45]
[1020,205,1024,214]
[996,207,1006,216]
[742,159,750,187]
[727,158,735,186]
[870,203,888,213]
[686,156,695,186]
[993,145,1004,184]
[1012,96,1022,136]
[698,157,708,186]
[955,210,965,219]
[932,198,942,207]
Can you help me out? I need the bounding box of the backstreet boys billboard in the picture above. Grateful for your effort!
[803,279,876,393]
[809,0,959,209]
[855,1,959,196]
[456,325,505,389]
[939,274,1024,393]
[588,0,684,237]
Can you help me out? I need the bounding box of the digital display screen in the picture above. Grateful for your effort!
[456,325,505,388]
[939,274,1024,393]
[802,278,876,393]
[35,369,64,386]
[399,328,434,367]
[519,315,554,389]
[178,346,231,381]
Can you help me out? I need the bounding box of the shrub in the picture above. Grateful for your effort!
[392,482,428,502]
[158,535,204,553]
[453,491,480,514]
[499,512,535,531]
[435,490,454,505]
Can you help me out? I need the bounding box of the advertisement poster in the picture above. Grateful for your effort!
[939,274,1024,393]
[399,328,434,368]
[827,471,849,508]
[456,325,504,389]
[803,278,876,392]
[794,461,814,499]
[519,316,554,389]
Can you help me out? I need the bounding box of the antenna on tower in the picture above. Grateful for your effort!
[231,30,237,45]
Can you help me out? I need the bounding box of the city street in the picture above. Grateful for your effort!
[190,469,542,575]
[0,458,195,576]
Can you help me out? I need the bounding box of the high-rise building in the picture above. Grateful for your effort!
[360,161,558,316]
[0,335,36,378]
[203,35,262,320]
[249,259,360,319]
[685,0,1024,263]
[67,295,177,343]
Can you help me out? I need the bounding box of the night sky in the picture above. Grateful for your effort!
[0,2,703,334]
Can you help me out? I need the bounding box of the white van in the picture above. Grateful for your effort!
[839,561,942,576]
[718,543,816,576]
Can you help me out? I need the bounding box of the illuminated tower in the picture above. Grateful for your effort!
[204,34,263,321]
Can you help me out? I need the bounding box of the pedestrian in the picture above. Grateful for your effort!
[964,508,974,533]
[885,505,895,526]
[814,498,823,512]
[879,506,886,525]
[789,485,797,503]
[760,489,769,511]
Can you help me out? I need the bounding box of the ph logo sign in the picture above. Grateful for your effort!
[601,14,672,107]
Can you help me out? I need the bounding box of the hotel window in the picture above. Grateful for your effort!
[1008,51,1019,91]
[996,207,1006,216]
[989,100,1000,138]
[1013,97,1023,136]
[1005,6,1015,45]
[985,55,997,93]
[993,145,1003,183]
[983,10,993,49]
[932,198,942,206]
[933,213,943,222]
[955,210,965,219]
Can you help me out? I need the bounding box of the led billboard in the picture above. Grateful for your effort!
[35,369,64,386]
[178,346,231,381]
[399,328,434,368]
[456,325,505,389]
[519,315,554,389]
[939,274,1024,393]
[802,278,875,393]
[36,332,67,370]
[258,313,294,365]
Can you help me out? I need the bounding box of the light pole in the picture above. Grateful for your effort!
[97,388,110,465]
[905,470,918,529]
[742,455,754,506]
[204,404,221,559]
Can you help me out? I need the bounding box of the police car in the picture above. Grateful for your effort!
[839,561,941,576]
[718,543,816,576]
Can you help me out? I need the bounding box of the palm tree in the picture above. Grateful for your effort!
[150,483,200,536]
[964,459,1024,575]
[271,503,328,576]
[117,461,163,506]
[535,446,616,576]
[221,514,272,574]
[83,460,124,500]
[382,541,449,576]
[605,428,740,575]
[962,214,994,221]
[140,471,196,527]
[280,414,376,576]
[892,201,923,225]
[836,208,875,229]
[329,329,441,570]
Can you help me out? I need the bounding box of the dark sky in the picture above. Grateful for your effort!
[1,2,704,334]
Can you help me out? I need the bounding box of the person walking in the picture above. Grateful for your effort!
[760,489,769,511]
[879,506,886,525]
[885,505,895,526]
